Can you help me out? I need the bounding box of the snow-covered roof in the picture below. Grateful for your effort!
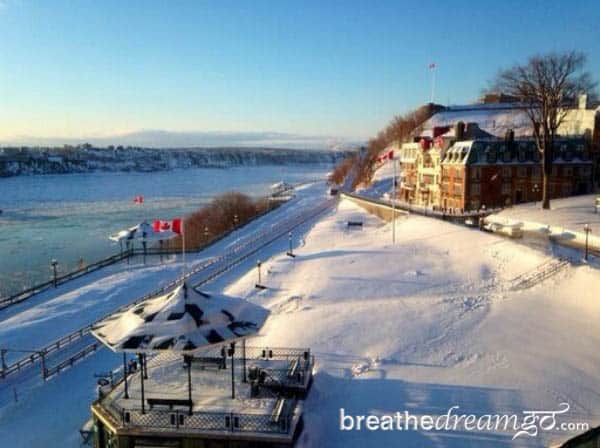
[442,138,590,166]
[424,104,532,138]
[91,283,270,353]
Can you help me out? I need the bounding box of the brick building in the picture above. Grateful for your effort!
[440,138,593,211]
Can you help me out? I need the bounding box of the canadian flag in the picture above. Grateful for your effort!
[133,195,144,204]
[153,218,183,234]
[377,150,395,163]
[428,62,436,70]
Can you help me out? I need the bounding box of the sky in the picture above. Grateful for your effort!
[0,0,599,147]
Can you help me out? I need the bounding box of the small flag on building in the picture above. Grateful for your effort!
[428,63,436,69]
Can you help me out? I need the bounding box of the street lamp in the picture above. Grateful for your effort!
[50,259,58,287]
[532,183,540,206]
[286,231,296,258]
[255,260,266,289]
[228,342,236,399]
[204,226,210,239]
[233,214,239,229]
[584,224,592,261]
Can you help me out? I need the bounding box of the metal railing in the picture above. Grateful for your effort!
[0,199,287,311]
[341,191,502,220]
[117,405,294,434]
[1,200,333,381]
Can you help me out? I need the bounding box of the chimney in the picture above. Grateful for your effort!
[455,121,465,142]
[433,126,450,138]
[505,129,515,145]
[465,122,479,138]
[579,94,589,110]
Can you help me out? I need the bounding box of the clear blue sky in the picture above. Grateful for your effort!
[0,0,598,143]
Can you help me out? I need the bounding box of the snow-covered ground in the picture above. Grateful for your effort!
[0,182,329,447]
[1,181,599,447]
[486,194,600,256]
[225,199,600,447]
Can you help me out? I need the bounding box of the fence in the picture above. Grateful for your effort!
[1,200,332,381]
[0,197,287,311]
[340,191,501,222]
[0,252,130,310]
[117,406,293,434]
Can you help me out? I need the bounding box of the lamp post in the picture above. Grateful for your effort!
[0,348,7,378]
[242,339,247,383]
[228,343,236,399]
[138,353,145,414]
[532,183,540,207]
[584,223,592,261]
[233,214,239,229]
[123,353,129,399]
[255,260,266,289]
[286,232,295,258]
[204,226,210,240]
[50,259,58,287]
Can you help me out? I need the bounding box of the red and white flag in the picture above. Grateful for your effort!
[377,150,395,163]
[133,195,144,204]
[153,218,183,234]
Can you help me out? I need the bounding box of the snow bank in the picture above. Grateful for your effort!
[224,199,600,447]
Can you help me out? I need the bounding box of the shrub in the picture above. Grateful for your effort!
[165,191,275,251]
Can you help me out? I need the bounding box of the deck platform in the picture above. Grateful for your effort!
[91,347,313,448]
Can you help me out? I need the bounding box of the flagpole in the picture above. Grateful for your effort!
[430,65,436,104]
[392,154,396,244]
[182,219,186,280]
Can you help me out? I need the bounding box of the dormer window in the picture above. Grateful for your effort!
[500,145,510,163]
[518,143,527,163]
[486,145,497,164]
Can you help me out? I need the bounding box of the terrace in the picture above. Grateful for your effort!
[91,346,314,447]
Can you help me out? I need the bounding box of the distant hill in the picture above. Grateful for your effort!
[0,145,355,177]
[1,129,362,152]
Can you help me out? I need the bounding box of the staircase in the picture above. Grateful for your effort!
[509,258,570,291]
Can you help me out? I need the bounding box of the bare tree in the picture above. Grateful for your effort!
[491,51,596,209]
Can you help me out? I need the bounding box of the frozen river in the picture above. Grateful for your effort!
[0,164,329,297]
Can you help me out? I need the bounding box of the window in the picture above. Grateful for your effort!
[518,144,527,162]
[486,145,497,164]
[502,167,512,178]
[532,166,541,179]
[502,183,512,195]
[532,148,541,163]
[564,144,574,162]
[471,184,481,195]
[563,166,573,177]
[461,148,468,162]
[501,145,511,163]
[517,167,527,178]
[471,167,481,180]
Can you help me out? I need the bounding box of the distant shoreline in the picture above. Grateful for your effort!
[0,146,351,178]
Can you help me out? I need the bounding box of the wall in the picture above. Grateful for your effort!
[340,193,408,222]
